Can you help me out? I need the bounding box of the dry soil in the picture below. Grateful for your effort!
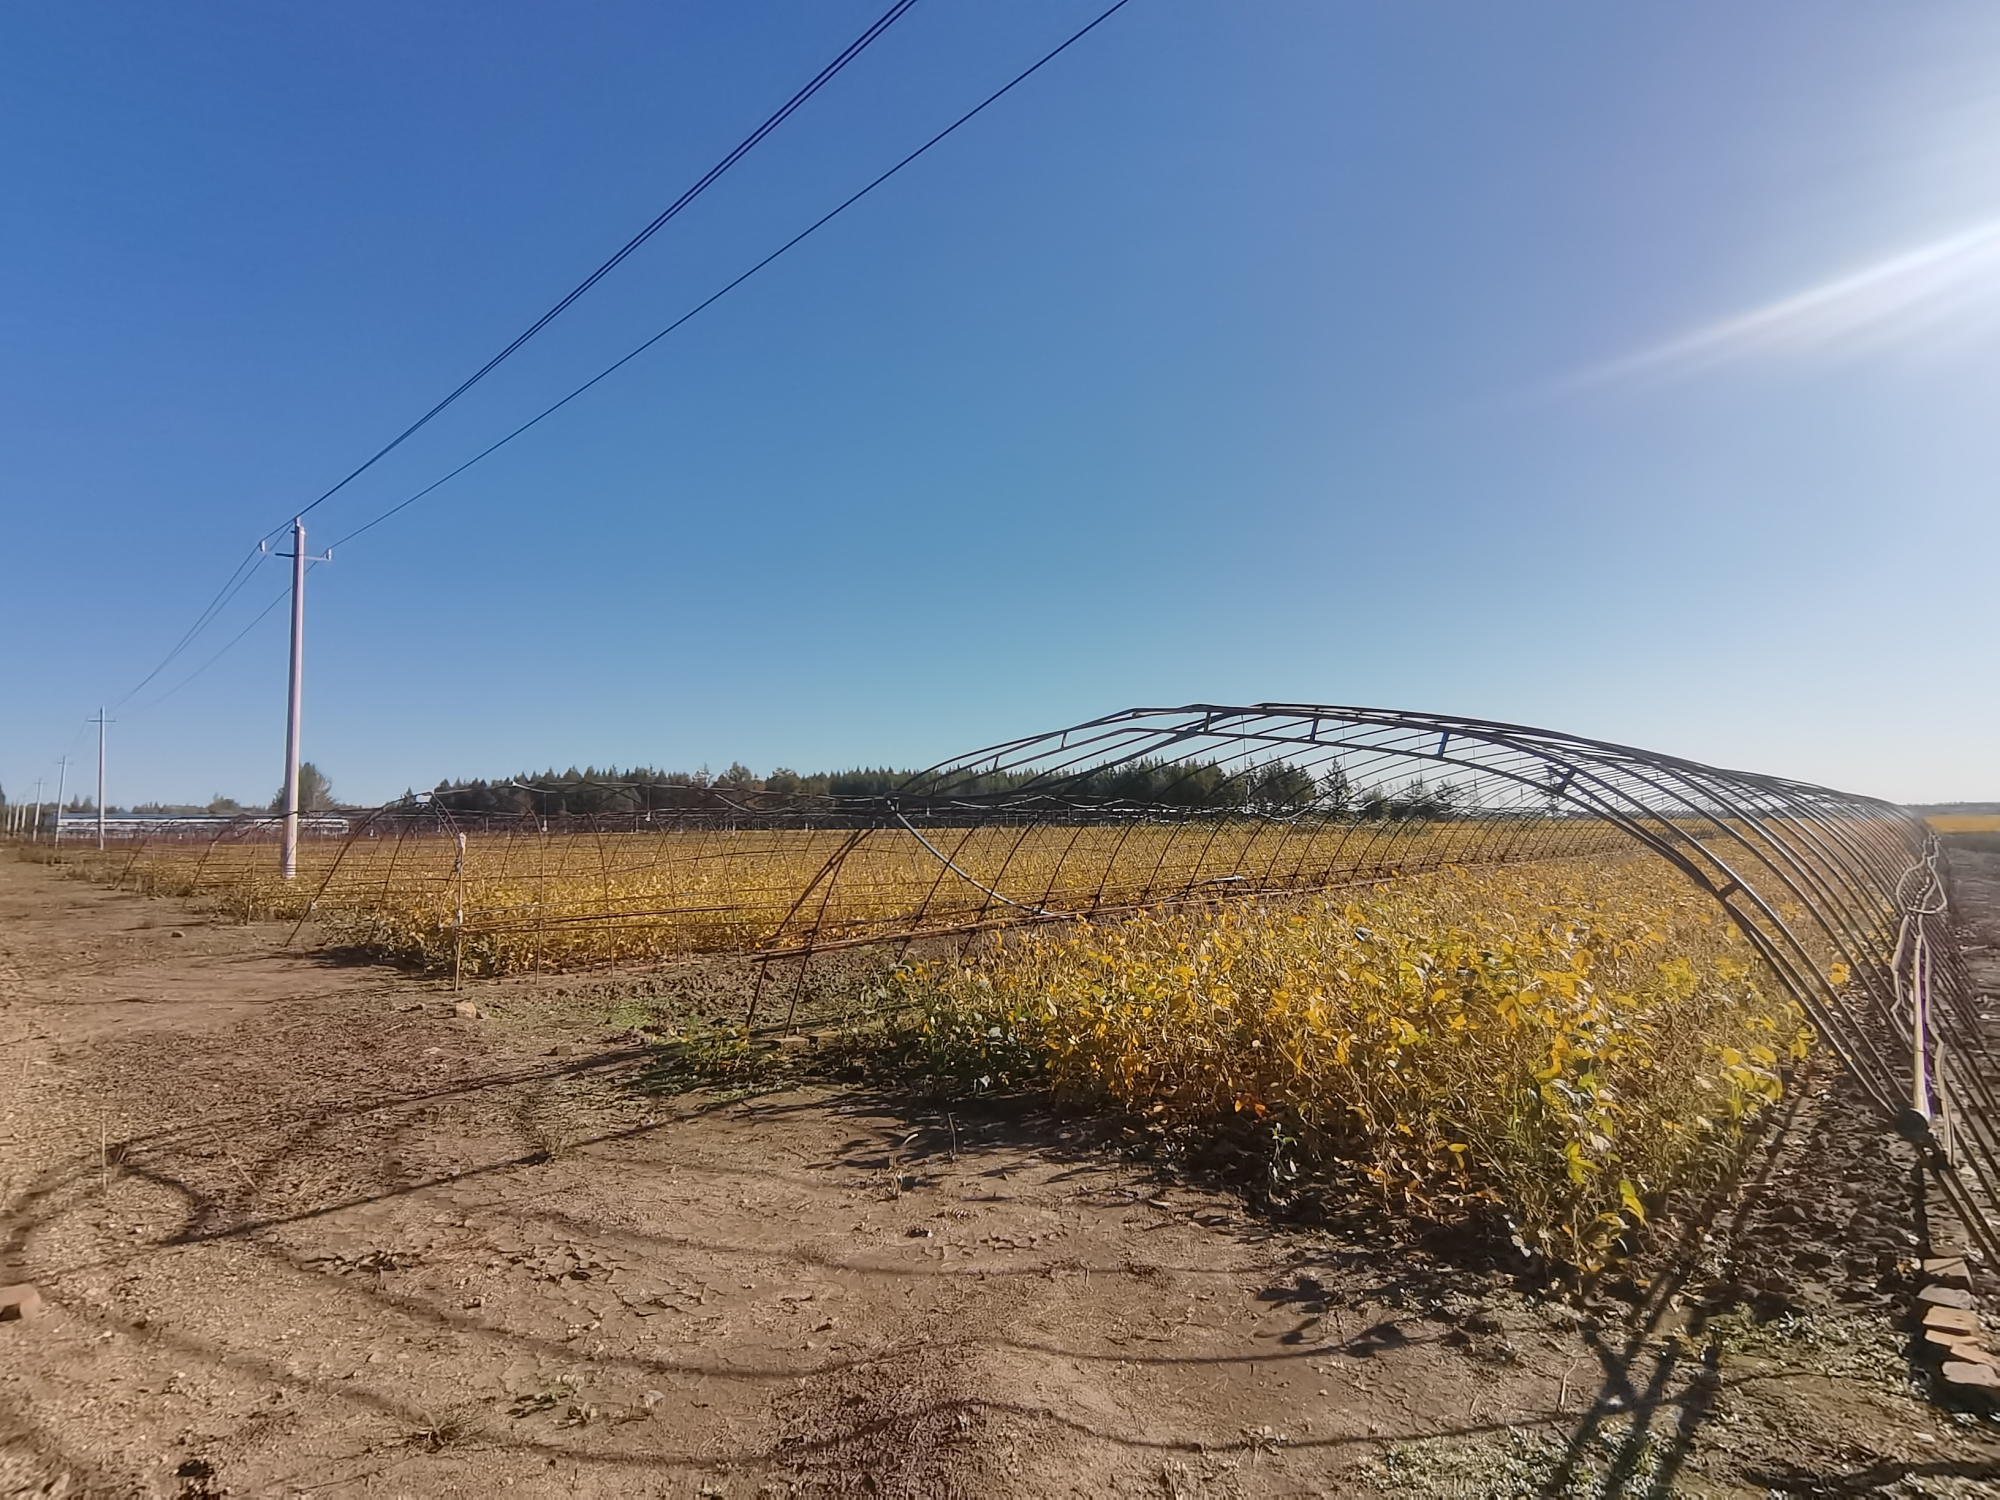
[4,849,2000,1498]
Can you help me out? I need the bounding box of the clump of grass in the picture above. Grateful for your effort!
[884,857,1814,1273]
[627,1015,857,1100]
[405,1406,476,1451]
[1367,1423,1679,1499]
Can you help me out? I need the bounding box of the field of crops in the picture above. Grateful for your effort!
[79,814,1636,975]
[1927,814,2000,833]
[45,818,1847,1271]
[888,854,1816,1270]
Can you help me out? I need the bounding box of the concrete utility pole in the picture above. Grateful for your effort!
[51,757,67,847]
[91,708,111,850]
[30,777,43,843]
[275,517,332,880]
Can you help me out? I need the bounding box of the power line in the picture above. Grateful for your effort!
[103,1,921,715]
[291,0,921,528]
[108,544,270,711]
[51,0,1133,772]
[330,0,1136,553]
[122,577,297,718]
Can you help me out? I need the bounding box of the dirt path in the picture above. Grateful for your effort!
[3,853,1998,1497]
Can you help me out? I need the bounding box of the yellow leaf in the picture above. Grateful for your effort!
[1619,1178,1646,1223]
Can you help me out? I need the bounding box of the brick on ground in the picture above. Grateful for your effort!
[1919,1284,1978,1310]
[1941,1361,2000,1398]
[1924,1256,1973,1289]
[1924,1329,1998,1367]
[1923,1304,1982,1336]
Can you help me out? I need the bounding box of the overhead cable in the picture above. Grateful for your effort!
[290,0,922,530]
[123,578,299,718]
[103,0,922,716]
[330,0,1136,551]
[68,0,1132,757]
[109,545,270,711]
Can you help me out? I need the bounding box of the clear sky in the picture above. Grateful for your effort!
[3,1,1996,808]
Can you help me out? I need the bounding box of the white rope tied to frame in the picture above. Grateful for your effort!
[893,810,1059,918]
[1891,839,1953,1128]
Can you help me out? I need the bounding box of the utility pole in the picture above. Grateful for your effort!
[29,776,43,843]
[90,708,112,850]
[273,518,332,880]
[52,757,67,847]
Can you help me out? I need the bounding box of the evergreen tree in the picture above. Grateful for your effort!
[271,763,334,811]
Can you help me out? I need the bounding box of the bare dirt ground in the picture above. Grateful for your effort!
[5,851,2000,1498]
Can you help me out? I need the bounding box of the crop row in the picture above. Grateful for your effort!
[76,816,1634,974]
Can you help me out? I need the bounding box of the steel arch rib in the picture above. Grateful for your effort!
[908,704,1969,1156]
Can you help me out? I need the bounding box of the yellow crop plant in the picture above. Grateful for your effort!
[86,816,1633,976]
[61,822,1834,1267]
[887,855,1815,1271]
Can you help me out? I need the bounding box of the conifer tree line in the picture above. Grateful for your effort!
[420,758,1465,819]
[3,768,1472,828]
[2,760,1466,823]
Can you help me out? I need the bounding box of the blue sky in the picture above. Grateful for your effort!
[4,1,1997,807]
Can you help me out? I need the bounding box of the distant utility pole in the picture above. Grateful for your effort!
[51,757,67,847]
[30,777,44,843]
[272,517,332,880]
[90,708,112,850]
